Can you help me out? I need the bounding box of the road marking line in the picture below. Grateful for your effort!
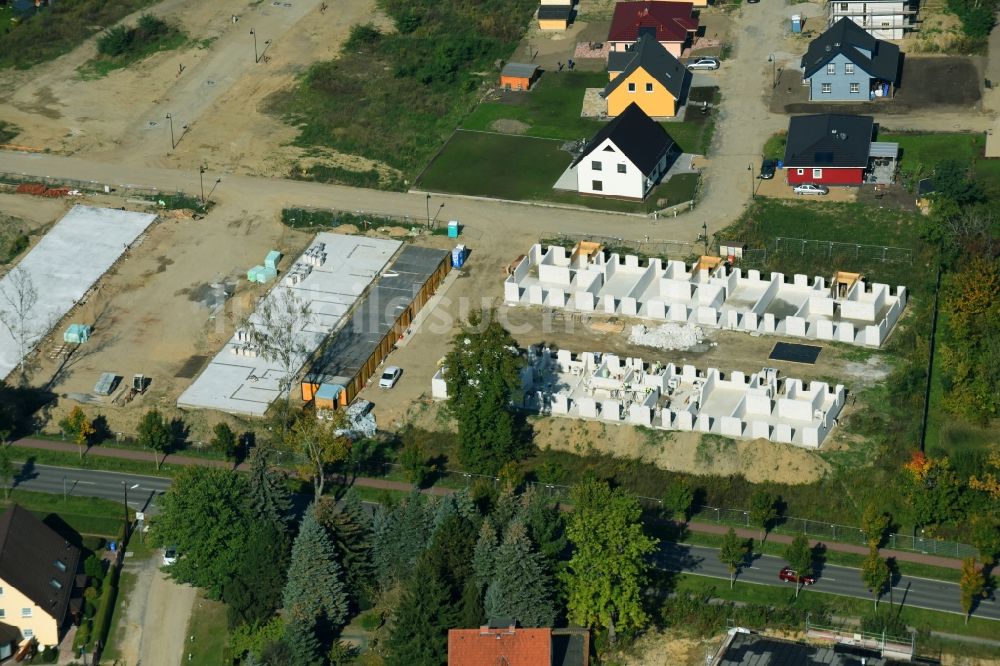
[76,481,97,485]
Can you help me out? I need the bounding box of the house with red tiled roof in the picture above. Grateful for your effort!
[448,621,590,666]
[607,1,698,58]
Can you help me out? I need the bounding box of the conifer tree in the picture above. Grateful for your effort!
[316,492,373,605]
[473,519,499,589]
[484,522,556,627]
[283,504,349,664]
[385,557,459,666]
[248,445,292,530]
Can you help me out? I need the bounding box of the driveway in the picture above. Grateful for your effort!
[113,553,197,666]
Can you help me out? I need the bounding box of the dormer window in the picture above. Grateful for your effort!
[54,560,66,572]
[49,578,62,590]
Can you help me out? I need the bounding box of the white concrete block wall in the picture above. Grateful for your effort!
[601,400,622,421]
[578,397,598,418]
[696,413,713,432]
[604,295,617,314]
[676,410,694,430]
[749,420,771,440]
[431,370,448,399]
[622,297,638,316]
[775,423,794,444]
[647,299,666,319]
[817,319,835,341]
[697,307,719,326]
[721,416,744,437]
[629,404,652,426]
[668,303,688,322]
[504,280,521,304]
[786,316,807,337]
[539,263,571,285]
[836,323,855,343]
[575,291,595,311]
[528,285,544,305]
[550,290,566,308]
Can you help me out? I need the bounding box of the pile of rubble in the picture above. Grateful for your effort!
[333,399,377,439]
[627,323,704,350]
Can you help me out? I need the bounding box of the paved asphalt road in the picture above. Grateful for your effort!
[13,462,171,514]
[656,542,1000,622]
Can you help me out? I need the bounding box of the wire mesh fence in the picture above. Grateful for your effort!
[735,237,913,269]
[551,233,700,259]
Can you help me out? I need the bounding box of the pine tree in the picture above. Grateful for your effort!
[518,488,566,564]
[385,557,459,666]
[315,492,373,605]
[484,522,556,627]
[248,445,293,530]
[283,504,349,664]
[371,490,434,585]
[225,521,290,628]
[472,520,499,589]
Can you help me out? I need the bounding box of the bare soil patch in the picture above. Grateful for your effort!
[490,119,531,135]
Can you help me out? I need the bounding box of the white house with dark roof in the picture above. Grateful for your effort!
[572,103,677,199]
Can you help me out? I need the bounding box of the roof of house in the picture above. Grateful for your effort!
[573,103,676,174]
[0,505,81,625]
[501,62,539,78]
[801,17,900,81]
[608,1,698,44]
[714,631,906,665]
[449,626,553,665]
[604,33,689,101]
[538,4,573,19]
[783,114,874,168]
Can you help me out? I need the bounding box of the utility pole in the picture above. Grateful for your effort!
[425,193,431,227]
[199,165,206,205]
[166,114,175,150]
[748,163,755,199]
[250,28,258,63]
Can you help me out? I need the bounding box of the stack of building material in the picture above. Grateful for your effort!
[284,262,314,286]
[302,243,327,267]
[265,250,281,270]
[64,324,91,344]
[230,344,259,357]
[94,372,119,396]
[247,265,277,283]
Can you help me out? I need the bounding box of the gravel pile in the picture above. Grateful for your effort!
[628,323,704,350]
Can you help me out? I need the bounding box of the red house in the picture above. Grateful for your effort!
[607,1,698,58]
[783,114,874,186]
[449,622,590,666]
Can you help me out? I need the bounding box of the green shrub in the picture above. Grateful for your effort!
[73,621,91,651]
[4,234,28,261]
[97,25,133,57]
[39,646,58,663]
[359,610,383,632]
[344,23,382,52]
[90,564,121,651]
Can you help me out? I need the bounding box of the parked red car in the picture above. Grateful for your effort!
[779,567,816,585]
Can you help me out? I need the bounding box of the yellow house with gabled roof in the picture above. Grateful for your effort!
[602,33,690,118]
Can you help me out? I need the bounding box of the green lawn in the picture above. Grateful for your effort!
[101,569,138,663]
[762,132,787,160]
[462,71,608,140]
[185,592,230,665]
[674,575,1000,644]
[418,130,698,212]
[12,445,181,477]
[879,132,1000,194]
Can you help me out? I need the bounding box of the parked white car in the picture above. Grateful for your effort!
[793,183,829,195]
[687,57,720,71]
[379,366,402,389]
[162,546,178,566]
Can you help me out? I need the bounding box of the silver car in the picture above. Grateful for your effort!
[793,183,829,195]
[687,57,720,71]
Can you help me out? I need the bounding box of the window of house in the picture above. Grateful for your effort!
[592,180,603,191]
[850,82,860,93]
[645,82,654,92]
[840,2,848,8]
[591,160,602,171]
[628,82,636,92]
[826,63,836,75]
[617,163,627,174]
[0,609,5,619]
[821,83,832,93]
[49,579,62,590]
[0,586,4,596]
[845,63,854,75]
[54,560,66,572]
[22,630,32,639]
[881,20,890,27]
[796,168,805,175]
[21,608,31,618]
[813,168,823,178]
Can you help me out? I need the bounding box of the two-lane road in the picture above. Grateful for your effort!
[12,462,171,514]
[656,542,1000,621]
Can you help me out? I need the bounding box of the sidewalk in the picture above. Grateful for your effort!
[13,437,961,568]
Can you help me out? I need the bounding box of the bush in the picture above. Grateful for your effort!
[84,554,105,581]
[344,23,382,52]
[3,234,28,262]
[97,25,133,57]
[90,563,121,651]
[39,646,58,663]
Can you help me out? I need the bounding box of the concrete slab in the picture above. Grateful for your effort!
[0,205,157,380]
[177,233,401,416]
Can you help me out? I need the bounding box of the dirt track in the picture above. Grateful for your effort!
[114,554,196,666]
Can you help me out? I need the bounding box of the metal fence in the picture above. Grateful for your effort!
[693,504,977,558]
[732,237,913,271]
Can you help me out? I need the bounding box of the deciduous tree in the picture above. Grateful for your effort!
[0,444,12,500]
[285,411,350,496]
[137,409,172,470]
[860,547,890,611]
[563,479,657,640]
[959,557,986,624]
[748,490,779,544]
[718,528,749,589]
[0,266,38,382]
[443,310,527,474]
[860,504,891,550]
[782,533,813,598]
[968,515,1000,566]
[152,467,252,597]
[662,478,695,522]
[211,423,237,461]
[59,406,95,461]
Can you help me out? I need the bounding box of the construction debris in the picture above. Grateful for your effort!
[333,400,377,439]
[628,323,705,350]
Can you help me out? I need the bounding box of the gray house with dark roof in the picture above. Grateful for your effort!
[572,102,678,199]
[0,505,82,651]
[801,18,900,101]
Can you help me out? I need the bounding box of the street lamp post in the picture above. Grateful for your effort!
[768,53,776,88]
[122,482,139,537]
[748,163,755,200]
[250,28,258,62]
[199,165,206,205]
[425,193,431,226]
[165,113,175,150]
[702,221,709,255]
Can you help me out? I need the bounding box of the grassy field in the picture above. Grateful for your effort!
[762,131,787,159]
[185,592,230,665]
[418,130,698,212]
[880,132,1000,194]
[0,0,156,69]
[12,444,182,477]
[674,574,1000,645]
[1,487,124,536]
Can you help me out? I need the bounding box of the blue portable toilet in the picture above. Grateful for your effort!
[447,220,460,238]
[452,245,466,268]
[791,14,802,33]
[776,159,784,170]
